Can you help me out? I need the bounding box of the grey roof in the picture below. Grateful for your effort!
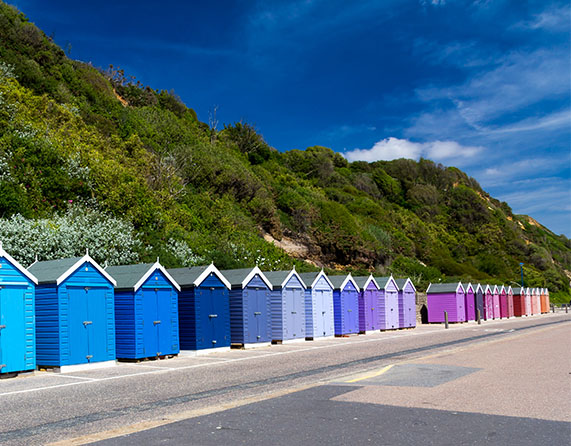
[105,263,156,290]
[167,265,210,287]
[297,271,320,288]
[394,278,409,290]
[263,270,292,288]
[352,276,371,289]
[219,268,255,287]
[461,283,474,291]
[512,287,525,294]
[328,275,350,290]
[29,257,84,284]
[374,276,393,290]
[427,283,462,294]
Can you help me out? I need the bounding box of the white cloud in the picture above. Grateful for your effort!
[514,5,571,32]
[344,137,484,164]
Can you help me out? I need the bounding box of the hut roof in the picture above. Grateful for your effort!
[28,254,116,286]
[168,264,230,289]
[106,262,180,292]
[219,266,272,290]
[426,282,463,294]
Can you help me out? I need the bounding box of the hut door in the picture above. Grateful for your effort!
[367,290,378,330]
[247,287,267,344]
[346,290,358,333]
[388,291,398,329]
[0,286,26,373]
[157,288,174,355]
[316,290,326,337]
[68,287,89,364]
[406,292,415,327]
[142,288,160,357]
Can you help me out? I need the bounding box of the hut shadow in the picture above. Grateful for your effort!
[420,304,428,324]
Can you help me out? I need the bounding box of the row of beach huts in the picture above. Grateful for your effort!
[0,243,550,375]
[426,282,550,323]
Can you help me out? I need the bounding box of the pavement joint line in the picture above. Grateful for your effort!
[345,364,395,383]
[46,382,322,446]
[0,316,567,399]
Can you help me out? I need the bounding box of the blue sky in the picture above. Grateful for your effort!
[11,0,571,235]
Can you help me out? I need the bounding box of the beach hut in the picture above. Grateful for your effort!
[264,268,307,342]
[168,264,231,352]
[540,288,548,314]
[220,267,272,347]
[483,285,494,320]
[29,253,117,369]
[545,289,550,310]
[492,285,501,319]
[507,286,515,318]
[426,282,465,323]
[462,283,476,321]
[298,270,334,340]
[329,274,360,336]
[106,262,180,360]
[532,288,541,315]
[474,284,484,321]
[499,285,508,319]
[353,275,380,333]
[512,287,525,317]
[524,287,532,316]
[395,278,417,328]
[0,243,37,374]
[376,276,400,330]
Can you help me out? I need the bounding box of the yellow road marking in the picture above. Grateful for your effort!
[345,364,394,383]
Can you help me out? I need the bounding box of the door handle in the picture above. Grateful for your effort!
[86,355,93,360]
[347,309,352,312]
[209,314,218,318]
[0,325,5,330]
[153,320,161,325]
[83,321,92,326]
[254,312,262,315]
[291,311,296,314]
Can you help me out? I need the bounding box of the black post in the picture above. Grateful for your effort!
[444,311,449,329]
[566,304,568,314]
[477,309,481,325]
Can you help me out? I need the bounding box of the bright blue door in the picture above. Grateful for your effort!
[142,287,159,357]
[200,287,227,349]
[157,288,174,355]
[0,286,26,373]
[68,287,89,364]
[68,287,107,364]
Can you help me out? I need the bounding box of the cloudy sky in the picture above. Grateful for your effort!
[11,0,571,235]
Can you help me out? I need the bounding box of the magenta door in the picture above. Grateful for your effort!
[465,291,475,321]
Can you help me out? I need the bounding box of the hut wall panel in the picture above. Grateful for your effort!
[271,289,284,341]
[114,290,138,359]
[464,290,476,321]
[229,287,245,344]
[178,288,197,350]
[281,276,305,340]
[507,292,514,317]
[245,274,271,343]
[333,289,343,336]
[35,284,60,366]
[513,293,524,316]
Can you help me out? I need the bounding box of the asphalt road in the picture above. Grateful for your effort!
[0,313,568,445]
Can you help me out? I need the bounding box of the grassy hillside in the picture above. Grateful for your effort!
[0,2,569,302]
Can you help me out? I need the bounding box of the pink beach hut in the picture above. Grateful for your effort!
[507,286,514,318]
[483,285,494,320]
[499,285,508,319]
[492,285,501,319]
[524,288,532,316]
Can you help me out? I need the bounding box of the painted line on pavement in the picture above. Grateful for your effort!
[346,364,394,383]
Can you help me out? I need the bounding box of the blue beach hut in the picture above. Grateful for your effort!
[376,276,399,330]
[395,278,416,329]
[0,243,38,374]
[298,270,334,340]
[220,266,272,347]
[264,268,307,343]
[106,262,180,360]
[168,264,231,352]
[329,274,360,336]
[29,253,117,369]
